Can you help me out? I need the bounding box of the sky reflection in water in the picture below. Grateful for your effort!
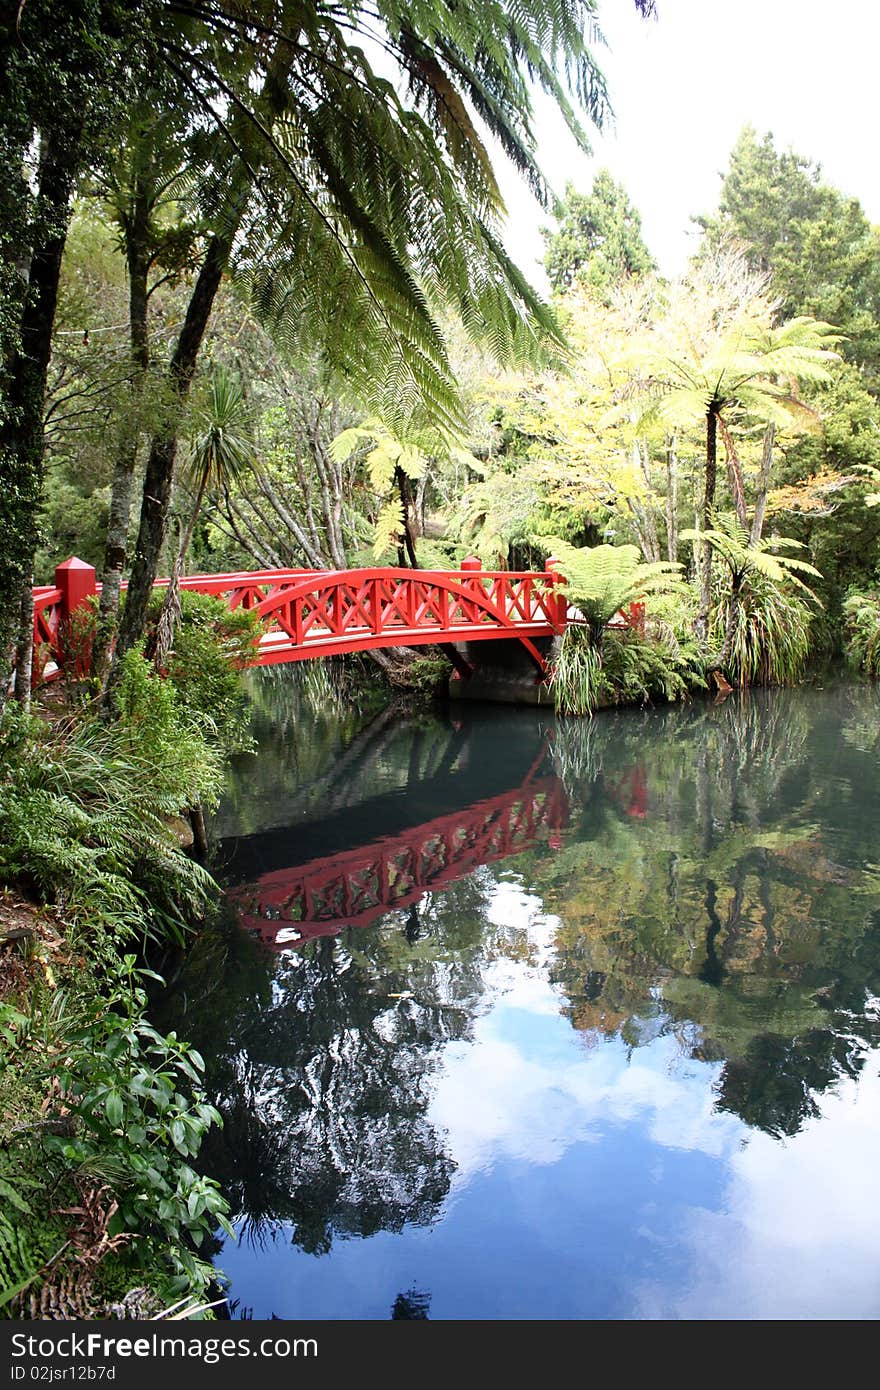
[160,680,880,1320]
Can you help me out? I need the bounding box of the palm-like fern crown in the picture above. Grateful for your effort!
[545,538,683,625]
[150,1,645,430]
[680,514,823,601]
[609,249,841,432]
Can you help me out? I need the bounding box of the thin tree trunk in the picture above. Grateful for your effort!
[697,406,718,642]
[153,469,211,670]
[109,38,298,678]
[750,422,775,545]
[717,413,747,528]
[717,571,743,674]
[415,471,428,535]
[251,471,326,566]
[13,574,34,709]
[635,440,661,561]
[313,441,347,568]
[396,465,419,568]
[112,232,231,673]
[664,434,679,563]
[92,172,152,682]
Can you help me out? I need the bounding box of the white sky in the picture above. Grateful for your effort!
[499,0,880,288]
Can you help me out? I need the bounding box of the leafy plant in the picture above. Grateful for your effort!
[600,628,700,706]
[711,573,815,686]
[0,670,218,946]
[551,623,604,716]
[843,590,880,676]
[545,539,684,642]
[145,591,260,756]
[682,514,822,683]
[45,956,231,1298]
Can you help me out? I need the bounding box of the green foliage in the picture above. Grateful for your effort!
[45,956,231,1297]
[842,590,880,677]
[551,621,704,716]
[551,623,605,716]
[144,591,260,757]
[699,126,880,382]
[617,263,841,437]
[402,654,453,695]
[0,1171,59,1312]
[682,515,824,602]
[712,574,815,686]
[543,171,655,296]
[184,367,256,500]
[545,539,684,635]
[600,628,705,706]
[0,671,218,945]
[0,956,229,1313]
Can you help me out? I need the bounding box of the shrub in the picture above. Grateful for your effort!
[0,657,220,946]
[1,958,229,1313]
[711,575,814,686]
[842,590,880,677]
[550,624,604,716]
[600,628,703,706]
[144,591,260,756]
[551,622,704,716]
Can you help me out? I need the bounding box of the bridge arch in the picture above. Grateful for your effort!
[250,565,566,671]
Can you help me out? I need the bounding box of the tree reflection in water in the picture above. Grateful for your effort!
[155,682,880,1256]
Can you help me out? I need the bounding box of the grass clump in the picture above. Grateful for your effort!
[711,575,815,686]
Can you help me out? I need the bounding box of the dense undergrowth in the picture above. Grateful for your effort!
[843,589,880,677]
[0,594,258,1317]
[549,542,830,716]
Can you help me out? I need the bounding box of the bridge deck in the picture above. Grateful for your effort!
[33,558,572,681]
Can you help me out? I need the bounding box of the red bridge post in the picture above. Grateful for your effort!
[54,556,96,675]
[545,557,568,628]
[460,555,482,624]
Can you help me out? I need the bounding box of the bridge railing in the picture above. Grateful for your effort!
[26,555,644,681]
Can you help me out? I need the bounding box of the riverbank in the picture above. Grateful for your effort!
[0,595,262,1318]
[0,897,225,1317]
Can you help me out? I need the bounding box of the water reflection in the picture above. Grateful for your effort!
[156,680,880,1319]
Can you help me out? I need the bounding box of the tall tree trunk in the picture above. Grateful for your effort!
[92,173,152,682]
[696,406,718,642]
[635,440,660,561]
[109,39,298,675]
[112,232,231,671]
[0,122,81,683]
[717,414,747,528]
[750,422,775,545]
[13,573,34,710]
[153,468,210,669]
[395,465,419,568]
[664,434,679,563]
[717,570,743,674]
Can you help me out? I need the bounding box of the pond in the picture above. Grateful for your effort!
[156,675,880,1320]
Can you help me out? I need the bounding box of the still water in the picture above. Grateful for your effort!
[158,676,880,1320]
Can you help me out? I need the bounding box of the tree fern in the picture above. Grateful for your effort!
[544,538,684,638]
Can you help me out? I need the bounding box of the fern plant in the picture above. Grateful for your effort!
[0,658,220,946]
[843,590,880,677]
[681,514,822,684]
[544,539,684,644]
[545,539,685,714]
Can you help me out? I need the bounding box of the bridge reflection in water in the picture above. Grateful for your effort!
[232,775,569,949]
[219,709,577,950]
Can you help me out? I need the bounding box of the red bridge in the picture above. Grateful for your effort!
[33,555,569,682]
[230,776,569,950]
